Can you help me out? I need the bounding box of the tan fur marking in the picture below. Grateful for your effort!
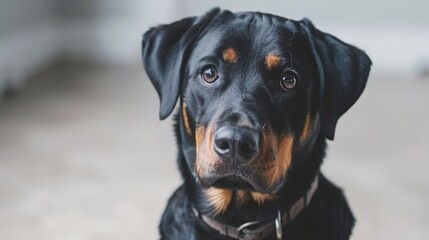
[300,113,312,143]
[222,48,238,63]
[266,135,294,187]
[181,102,192,135]
[205,188,233,215]
[265,53,281,70]
[251,192,273,205]
[256,128,279,189]
[195,125,220,179]
[195,127,205,177]
[195,127,205,154]
[205,125,218,165]
[236,190,249,204]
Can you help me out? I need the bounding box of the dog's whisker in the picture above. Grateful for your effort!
[177,146,198,183]
[178,146,196,163]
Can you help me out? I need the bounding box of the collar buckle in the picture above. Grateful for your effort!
[237,220,261,239]
[274,210,283,240]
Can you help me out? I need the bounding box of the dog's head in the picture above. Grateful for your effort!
[142,8,370,201]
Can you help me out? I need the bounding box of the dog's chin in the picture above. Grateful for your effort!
[199,175,278,194]
[212,176,255,191]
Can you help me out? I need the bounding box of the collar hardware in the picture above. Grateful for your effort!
[275,210,282,240]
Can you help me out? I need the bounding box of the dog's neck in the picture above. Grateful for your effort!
[175,112,326,226]
[192,174,319,240]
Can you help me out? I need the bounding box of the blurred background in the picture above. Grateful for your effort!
[0,0,428,239]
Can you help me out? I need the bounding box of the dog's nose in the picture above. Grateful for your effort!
[214,126,260,164]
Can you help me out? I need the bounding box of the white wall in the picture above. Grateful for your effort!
[58,0,181,66]
[0,0,180,93]
[0,0,61,93]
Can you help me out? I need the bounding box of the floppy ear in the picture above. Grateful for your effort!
[300,18,372,140]
[142,8,221,119]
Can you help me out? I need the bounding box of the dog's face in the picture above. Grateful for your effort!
[182,17,320,194]
[142,8,371,198]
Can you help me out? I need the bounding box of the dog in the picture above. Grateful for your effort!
[142,8,371,240]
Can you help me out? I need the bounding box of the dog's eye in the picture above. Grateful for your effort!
[280,71,298,91]
[200,65,219,84]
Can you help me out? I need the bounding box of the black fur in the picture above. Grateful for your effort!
[142,8,371,240]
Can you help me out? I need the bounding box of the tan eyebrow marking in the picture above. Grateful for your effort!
[222,48,238,63]
[265,53,282,70]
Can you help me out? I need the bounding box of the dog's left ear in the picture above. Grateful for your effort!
[300,18,372,140]
[142,8,221,120]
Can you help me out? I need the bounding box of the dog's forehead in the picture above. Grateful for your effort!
[193,12,297,60]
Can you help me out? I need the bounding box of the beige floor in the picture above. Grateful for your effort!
[0,66,428,240]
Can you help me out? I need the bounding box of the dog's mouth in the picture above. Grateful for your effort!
[212,175,255,191]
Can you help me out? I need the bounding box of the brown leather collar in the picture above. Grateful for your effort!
[193,175,319,240]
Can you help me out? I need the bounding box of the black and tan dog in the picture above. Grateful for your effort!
[142,8,371,240]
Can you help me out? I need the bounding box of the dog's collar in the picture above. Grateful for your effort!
[193,175,319,240]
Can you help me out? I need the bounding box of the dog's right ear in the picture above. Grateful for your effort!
[299,18,371,140]
[142,8,221,120]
